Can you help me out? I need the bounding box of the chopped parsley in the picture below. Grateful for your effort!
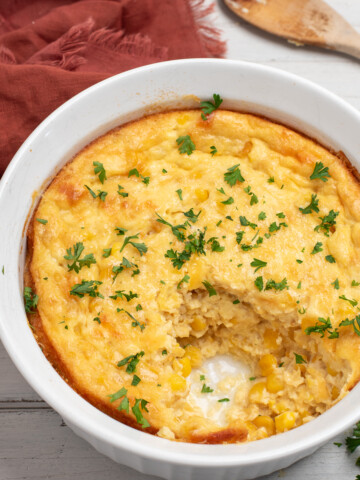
[201,384,214,393]
[224,164,245,186]
[93,316,101,324]
[165,248,191,269]
[24,286,38,313]
[269,221,288,233]
[332,279,340,289]
[265,278,288,291]
[128,168,150,185]
[156,213,187,242]
[334,442,343,448]
[117,185,129,197]
[162,349,168,355]
[254,276,264,291]
[177,274,190,289]
[183,208,201,223]
[102,248,112,258]
[339,295,358,307]
[200,374,205,381]
[36,218,48,225]
[305,317,339,339]
[136,304,142,311]
[200,93,223,120]
[162,169,167,174]
[108,387,128,403]
[325,255,336,263]
[218,398,230,402]
[352,280,360,287]
[314,210,339,236]
[84,185,107,201]
[202,280,217,297]
[239,216,257,229]
[70,280,103,298]
[131,375,141,386]
[339,315,360,336]
[345,422,360,453]
[294,353,307,364]
[110,290,138,302]
[221,196,234,205]
[250,258,267,273]
[299,194,319,214]
[176,189,183,200]
[310,161,330,182]
[64,242,96,273]
[120,234,147,256]
[176,135,195,155]
[112,257,139,281]
[115,227,128,236]
[233,299,240,304]
[93,161,106,184]
[210,146,217,156]
[117,308,145,330]
[132,398,150,428]
[208,237,225,252]
[117,351,144,373]
[236,231,245,244]
[267,177,275,183]
[243,185,258,205]
[296,259,303,264]
[258,211,266,220]
[311,242,323,255]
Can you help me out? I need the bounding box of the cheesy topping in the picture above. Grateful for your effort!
[27,108,360,443]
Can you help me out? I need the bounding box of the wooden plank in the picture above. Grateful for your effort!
[0,408,359,480]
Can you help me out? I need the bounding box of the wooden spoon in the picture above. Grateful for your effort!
[223,0,360,60]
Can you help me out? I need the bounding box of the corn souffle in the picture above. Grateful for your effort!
[25,96,360,444]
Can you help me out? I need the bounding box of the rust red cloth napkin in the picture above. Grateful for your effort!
[0,0,225,177]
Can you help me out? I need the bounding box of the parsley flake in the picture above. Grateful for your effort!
[310,162,330,182]
[64,242,96,273]
[339,315,360,336]
[93,161,106,184]
[221,196,234,205]
[132,398,150,428]
[176,135,195,155]
[102,248,112,258]
[339,295,358,307]
[201,384,214,393]
[84,185,107,201]
[315,210,339,237]
[218,398,230,403]
[305,317,339,339]
[352,280,360,287]
[24,287,38,313]
[224,164,245,186]
[210,146,217,156]
[251,258,267,273]
[36,218,48,225]
[183,208,201,223]
[202,280,217,297]
[332,279,340,289]
[239,216,257,229]
[254,276,264,291]
[325,255,336,263]
[258,211,266,220]
[70,280,103,298]
[117,185,129,197]
[117,351,144,373]
[311,242,323,255]
[132,375,141,386]
[176,189,183,200]
[200,93,223,120]
[299,194,319,214]
[177,274,190,289]
[294,353,307,364]
[120,234,147,256]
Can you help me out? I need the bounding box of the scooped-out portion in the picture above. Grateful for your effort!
[25,107,360,443]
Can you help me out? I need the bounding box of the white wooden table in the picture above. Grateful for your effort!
[1,1,360,478]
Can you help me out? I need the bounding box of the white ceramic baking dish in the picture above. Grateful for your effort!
[1,59,360,480]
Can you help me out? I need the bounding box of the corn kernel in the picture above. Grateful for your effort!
[275,412,296,433]
[191,316,207,332]
[266,373,284,393]
[253,415,275,435]
[249,382,266,403]
[245,421,257,434]
[169,374,187,392]
[258,354,277,376]
[331,385,340,400]
[195,188,209,202]
[173,357,192,378]
[176,114,190,125]
[184,345,202,368]
[111,241,123,260]
[187,259,206,290]
[327,365,338,376]
[263,329,279,350]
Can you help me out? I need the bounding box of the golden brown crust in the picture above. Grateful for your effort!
[25,109,360,443]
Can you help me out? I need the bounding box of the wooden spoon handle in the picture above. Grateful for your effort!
[333,33,360,60]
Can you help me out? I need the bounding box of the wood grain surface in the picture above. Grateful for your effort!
[1,0,360,479]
